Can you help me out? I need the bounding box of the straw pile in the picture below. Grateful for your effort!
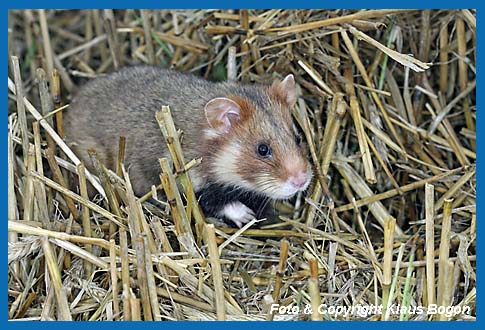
[8,9,475,321]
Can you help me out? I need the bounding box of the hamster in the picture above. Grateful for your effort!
[64,66,313,227]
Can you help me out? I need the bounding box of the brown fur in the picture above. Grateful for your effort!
[227,95,255,124]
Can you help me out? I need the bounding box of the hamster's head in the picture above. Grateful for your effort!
[203,74,313,199]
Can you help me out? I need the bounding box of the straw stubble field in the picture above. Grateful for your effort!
[7,9,476,320]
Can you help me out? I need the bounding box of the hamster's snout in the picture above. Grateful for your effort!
[288,171,311,190]
[268,165,312,199]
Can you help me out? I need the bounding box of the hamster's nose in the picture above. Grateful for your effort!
[289,171,309,190]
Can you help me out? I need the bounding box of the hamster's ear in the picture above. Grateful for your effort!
[271,74,296,108]
[204,97,241,134]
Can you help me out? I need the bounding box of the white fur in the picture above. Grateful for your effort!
[203,128,221,139]
[213,140,254,191]
[258,171,312,199]
[219,202,255,228]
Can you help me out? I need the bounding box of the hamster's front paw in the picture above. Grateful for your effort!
[219,201,255,228]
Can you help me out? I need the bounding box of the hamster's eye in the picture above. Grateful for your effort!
[257,143,272,158]
[294,134,301,146]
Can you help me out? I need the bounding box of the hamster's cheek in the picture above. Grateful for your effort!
[212,140,247,185]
